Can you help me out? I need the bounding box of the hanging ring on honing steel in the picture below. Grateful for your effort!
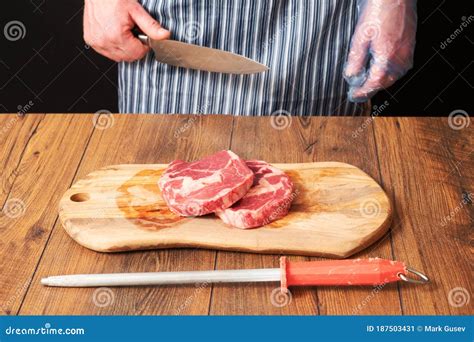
[398,267,430,284]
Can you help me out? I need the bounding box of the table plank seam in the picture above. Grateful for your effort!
[208,115,235,315]
[207,251,219,315]
[372,119,404,315]
[304,117,321,316]
[0,114,44,212]
[228,115,236,148]
[16,117,97,315]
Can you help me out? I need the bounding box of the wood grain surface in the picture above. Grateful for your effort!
[0,114,471,316]
[58,162,391,258]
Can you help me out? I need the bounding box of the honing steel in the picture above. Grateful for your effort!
[134,31,268,74]
[41,257,429,289]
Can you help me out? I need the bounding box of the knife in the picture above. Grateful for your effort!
[135,33,269,74]
[41,257,429,288]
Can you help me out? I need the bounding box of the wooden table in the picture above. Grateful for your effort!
[0,114,472,315]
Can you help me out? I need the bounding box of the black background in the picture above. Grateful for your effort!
[0,0,472,115]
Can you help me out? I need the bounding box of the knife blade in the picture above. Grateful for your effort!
[138,34,268,74]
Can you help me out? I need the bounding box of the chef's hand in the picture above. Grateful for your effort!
[344,0,417,102]
[83,0,170,62]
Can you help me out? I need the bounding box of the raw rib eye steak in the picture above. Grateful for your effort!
[215,160,295,229]
[158,150,254,216]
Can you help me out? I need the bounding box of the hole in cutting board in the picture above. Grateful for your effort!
[70,193,90,202]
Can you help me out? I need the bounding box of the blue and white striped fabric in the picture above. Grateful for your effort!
[119,0,367,116]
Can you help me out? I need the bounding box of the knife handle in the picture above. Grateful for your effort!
[279,257,429,291]
[132,27,149,45]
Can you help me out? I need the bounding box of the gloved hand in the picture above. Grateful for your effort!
[83,0,170,62]
[344,0,417,102]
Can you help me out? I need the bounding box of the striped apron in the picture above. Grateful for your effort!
[119,0,367,116]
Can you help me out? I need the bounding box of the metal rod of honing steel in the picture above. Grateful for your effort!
[41,268,281,287]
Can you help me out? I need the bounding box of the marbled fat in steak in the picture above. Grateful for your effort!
[158,150,254,216]
[215,160,295,228]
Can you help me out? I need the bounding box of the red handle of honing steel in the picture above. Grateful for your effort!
[279,257,407,291]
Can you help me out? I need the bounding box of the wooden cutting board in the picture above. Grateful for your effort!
[59,162,392,258]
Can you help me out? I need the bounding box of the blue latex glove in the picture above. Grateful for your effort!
[344,0,417,102]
